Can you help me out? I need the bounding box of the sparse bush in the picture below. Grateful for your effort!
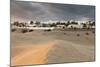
[29,29,33,32]
[44,29,51,31]
[11,28,16,32]
[77,34,80,36]
[21,29,28,33]
[47,29,51,31]
[85,32,89,35]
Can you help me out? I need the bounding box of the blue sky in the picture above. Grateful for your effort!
[11,0,95,22]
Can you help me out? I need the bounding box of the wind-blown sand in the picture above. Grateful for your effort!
[11,42,55,66]
[11,30,95,66]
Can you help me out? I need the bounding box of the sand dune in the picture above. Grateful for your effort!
[11,30,95,66]
[46,40,94,64]
[11,41,55,66]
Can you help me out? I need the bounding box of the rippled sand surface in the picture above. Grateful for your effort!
[11,30,95,66]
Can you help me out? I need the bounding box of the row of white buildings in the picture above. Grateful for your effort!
[11,20,95,30]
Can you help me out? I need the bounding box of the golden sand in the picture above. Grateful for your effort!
[11,30,95,66]
[11,42,55,66]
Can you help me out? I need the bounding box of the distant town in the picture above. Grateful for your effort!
[11,20,95,33]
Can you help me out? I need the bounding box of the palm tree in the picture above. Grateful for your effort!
[92,22,95,26]
[56,21,60,25]
[71,21,78,24]
[50,23,56,27]
[30,21,34,25]
[65,21,70,27]
[67,21,70,24]
[42,23,47,27]
[19,23,25,27]
[83,23,87,29]
[13,21,19,26]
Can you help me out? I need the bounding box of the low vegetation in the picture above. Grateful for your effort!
[29,29,34,32]
[11,28,16,32]
[44,29,51,31]
[21,29,28,33]
[85,32,89,35]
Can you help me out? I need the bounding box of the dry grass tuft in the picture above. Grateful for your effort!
[11,29,16,32]
[21,29,28,33]
[85,32,89,35]
[76,34,80,36]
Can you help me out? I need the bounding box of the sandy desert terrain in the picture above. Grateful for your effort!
[11,30,95,66]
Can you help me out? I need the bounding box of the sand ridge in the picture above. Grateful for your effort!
[11,41,56,66]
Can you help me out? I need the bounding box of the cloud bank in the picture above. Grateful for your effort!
[11,0,95,22]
